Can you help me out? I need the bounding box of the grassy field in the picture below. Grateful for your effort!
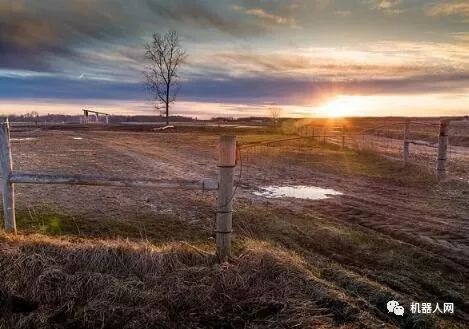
[0,123,468,328]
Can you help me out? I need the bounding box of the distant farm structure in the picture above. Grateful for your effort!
[81,109,110,125]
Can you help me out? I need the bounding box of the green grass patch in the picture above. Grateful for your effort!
[14,205,212,246]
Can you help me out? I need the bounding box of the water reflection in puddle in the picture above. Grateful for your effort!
[11,137,37,142]
[254,185,343,200]
[72,137,83,140]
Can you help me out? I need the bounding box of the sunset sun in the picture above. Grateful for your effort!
[316,96,368,118]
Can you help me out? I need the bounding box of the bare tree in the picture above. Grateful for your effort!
[31,111,39,126]
[25,111,39,126]
[144,31,186,126]
[270,106,281,128]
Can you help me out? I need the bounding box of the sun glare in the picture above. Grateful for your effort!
[315,96,368,118]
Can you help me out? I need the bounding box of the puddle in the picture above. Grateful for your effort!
[72,137,83,140]
[11,137,37,142]
[254,185,343,200]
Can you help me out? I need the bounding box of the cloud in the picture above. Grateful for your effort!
[0,0,131,71]
[145,1,264,36]
[374,0,401,10]
[3,34,469,105]
[0,0,273,72]
[244,8,296,26]
[0,0,468,111]
[233,1,300,28]
[2,71,468,107]
[450,32,469,41]
[178,39,469,104]
[363,0,405,14]
[314,0,331,9]
[427,1,469,22]
[334,10,352,17]
[177,72,469,106]
[0,76,146,100]
[187,41,469,82]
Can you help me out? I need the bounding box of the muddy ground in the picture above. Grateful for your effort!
[3,127,469,328]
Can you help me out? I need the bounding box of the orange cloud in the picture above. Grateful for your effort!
[188,41,469,81]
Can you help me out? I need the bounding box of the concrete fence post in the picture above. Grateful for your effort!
[436,120,449,178]
[216,135,236,262]
[403,120,410,164]
[0,119,16,233]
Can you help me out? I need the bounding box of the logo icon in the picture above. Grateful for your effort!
[387,301,405,316]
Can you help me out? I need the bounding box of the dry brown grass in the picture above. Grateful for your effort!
[0,234,391,329]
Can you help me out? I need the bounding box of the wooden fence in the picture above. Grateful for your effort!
[296,118,469,178]
[0,120,237,262]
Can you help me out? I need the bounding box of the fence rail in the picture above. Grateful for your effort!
[8,171,217,190]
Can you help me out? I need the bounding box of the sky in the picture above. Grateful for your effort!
[0,0,468,118]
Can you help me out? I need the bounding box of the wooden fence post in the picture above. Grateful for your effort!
[216,135,236,262]
[403,120,410,164]
[341,125,345,149]
[436,120,449,178]
[0,119,16,233]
